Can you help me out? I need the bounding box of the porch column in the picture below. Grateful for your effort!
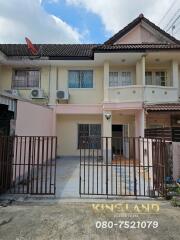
[136,56,145,86]
[171,60,179,89]
[135,109,145,137]
[104,61,109,102]
[49,66,57,105]
[141,55,146,86]
[103,111,112,163]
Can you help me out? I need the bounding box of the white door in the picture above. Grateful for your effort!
[123,124,129,159]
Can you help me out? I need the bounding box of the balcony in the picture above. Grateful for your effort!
[108,85,179,103]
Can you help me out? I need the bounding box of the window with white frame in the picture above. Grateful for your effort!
[155,71,167,86]
[109,71,132,87]
[68,70,93,88]
[145,71,167,86]
[78,124,101,149]
[12,69,40,89]
[145,72,153,85]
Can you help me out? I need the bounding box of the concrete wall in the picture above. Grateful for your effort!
[172,142,180,180]
[15,100,54,136]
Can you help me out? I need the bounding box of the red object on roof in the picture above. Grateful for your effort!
[144,103,180,111]
[25,37,38,55]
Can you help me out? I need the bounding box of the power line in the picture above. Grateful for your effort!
[166,15,180,33]
[158,0,177,25]
[163,9,180,30]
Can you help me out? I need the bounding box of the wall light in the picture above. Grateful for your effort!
[105,113,112,120]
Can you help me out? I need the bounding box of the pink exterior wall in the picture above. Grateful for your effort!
[15,100,54,136]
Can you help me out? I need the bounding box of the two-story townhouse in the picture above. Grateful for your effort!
[0,14,180,158]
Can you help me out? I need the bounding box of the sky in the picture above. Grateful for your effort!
[0,0,180,44]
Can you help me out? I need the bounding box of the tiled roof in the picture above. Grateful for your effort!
[1,43,180,59]
[144,103,180,111]
[104,14,180,45]
[95,43,180,52]
[0,44,99,59]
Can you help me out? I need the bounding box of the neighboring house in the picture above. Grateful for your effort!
[0,14,180,157]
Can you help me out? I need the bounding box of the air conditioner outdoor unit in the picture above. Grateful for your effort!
[30,88,45,99]
[56,90,69,100]
[5,89,20,97]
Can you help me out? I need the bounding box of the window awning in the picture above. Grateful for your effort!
[0,93,17,112]
[144,103,180,111]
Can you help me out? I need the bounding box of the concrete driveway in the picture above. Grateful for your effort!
[0,200,180,240]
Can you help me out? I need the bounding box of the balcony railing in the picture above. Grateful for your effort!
[108,85,178,103]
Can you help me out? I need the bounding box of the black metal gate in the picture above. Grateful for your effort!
[79,137,166,198]
[0,136,57,195]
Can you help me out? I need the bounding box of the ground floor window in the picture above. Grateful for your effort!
[78,124,101,149]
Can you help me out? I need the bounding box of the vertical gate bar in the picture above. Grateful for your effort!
[79,138,82,196]
[14,136,18,193]
[99,138,103,194]
[36,137,40,194]
[18,136,22,193]
[96,141,98,195]
[83,147,86,194]
[31,137,35,194]
[115,137,117,196]
[128,137,131,195]
[27,137,31,194]
[152,139,155,196]
[147,138,150,196]
[101,138,103,194]
[54,137,57,195]
[106,137,108,198]
[49,137,53,194]
[120,138,122,195]
[163,140,167,197]
[22,137,26,194]
[92,143,94,194]
[111,138,113,195]
[88,139,90,195]
[133,138,137,197]
[157,139,160,197]
[45,137,49,194]
[124,137,127,196]
[142,138,145,196]
[138,137,141,196]
[40,137,44,194]
[9,137,14,194]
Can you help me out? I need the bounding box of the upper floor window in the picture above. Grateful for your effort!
[12,69,40,89]
[155,71,167,86]
[68,70,93,88]
[145,71,167,86]
[109,71,132,87]
[145,72,153,85]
